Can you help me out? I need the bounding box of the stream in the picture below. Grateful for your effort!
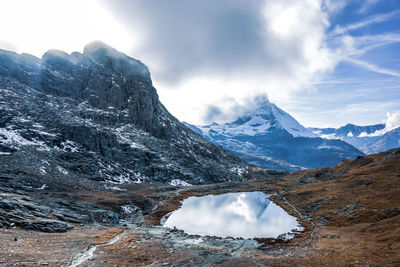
[68,231,126,267]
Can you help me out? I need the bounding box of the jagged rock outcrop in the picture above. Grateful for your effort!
[0,41,250,185]
[0,42,251,231]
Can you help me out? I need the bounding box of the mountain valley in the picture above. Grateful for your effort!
[0,44,399,266]
[1,147,399,266]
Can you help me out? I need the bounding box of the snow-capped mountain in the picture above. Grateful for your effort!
[368,127,400,154]
[186,99,363,171]
[198,100,317,139]
[311,123,400,154]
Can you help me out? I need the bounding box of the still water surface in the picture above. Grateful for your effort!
[163,192,303,239]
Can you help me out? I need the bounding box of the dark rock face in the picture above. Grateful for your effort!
[0,42,251,231]
[0,41,250,185]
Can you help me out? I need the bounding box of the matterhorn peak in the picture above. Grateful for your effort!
[211,95,317,138]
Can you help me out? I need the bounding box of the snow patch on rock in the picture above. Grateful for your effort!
[170,179,192,187]
[57,165,69,175]
[121,205,138,215]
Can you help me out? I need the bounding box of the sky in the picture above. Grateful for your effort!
[0,0,399,128]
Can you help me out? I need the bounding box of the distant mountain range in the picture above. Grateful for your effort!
[185,99,363,171]
[310,123,400,154]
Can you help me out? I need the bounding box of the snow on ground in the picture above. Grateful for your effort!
[57,165,69,175]
[170,179,192,187]
[0,127,53,151]
[60,140,79,153]
[121,205,138,215]
[230,167,246,176]
[0,128,39,147]
[104,184,126,191]
[37,184,48,190]
[270,103,316,138]
[39,166,47,175]
[318,145,342,150]
[205,116,272,137]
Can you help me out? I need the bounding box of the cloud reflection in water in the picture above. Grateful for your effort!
[163,192,303,238]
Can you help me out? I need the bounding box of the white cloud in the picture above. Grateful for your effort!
[153,2,400,126]
[360,111,400,137]
[332,11,400,35]
[346,58,400,78]
[359,0,381,14]
[128,0,338,124]
[323,0,347,14]
[1,0,396,128]
[327,13,400,79]
[0,0,134,57]
[354,33,400,54]
[385,112,400,131]
[0,40,19,52]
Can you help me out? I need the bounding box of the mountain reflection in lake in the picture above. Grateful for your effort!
[163,192,303,239]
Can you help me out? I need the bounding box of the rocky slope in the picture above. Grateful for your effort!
[1,148,399,266]
[311,123,400,154]
[0,42,250,185]
[187,99,363,171]
[0,42,251,232]
[368,127,400,153]
[1,42,399,266]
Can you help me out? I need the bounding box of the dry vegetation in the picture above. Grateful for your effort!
[1,149,399,266]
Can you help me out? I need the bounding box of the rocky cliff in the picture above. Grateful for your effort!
[0,42,251,232]
[0,41,250,186]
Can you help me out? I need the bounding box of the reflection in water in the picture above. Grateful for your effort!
[163,192,303,239]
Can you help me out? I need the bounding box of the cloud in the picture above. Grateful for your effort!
[360,111,400,136]
[359,0,381,14]
[332,11,400,35]
[0,0,133,57]
[322,0,347,14]
[346,58,400,78]
[328,33,400,61]
[354,33,400,54]
[384,111,400,131]
[0,40,19,53]
[203,106,224,124]
[202,95,273,124]
[327,14,400,78]
[102,0,337,124]
[100,0,268,83]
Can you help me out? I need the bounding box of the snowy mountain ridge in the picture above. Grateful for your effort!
[187,99,363,171]
[199,100,316,139]
[311,123,400,154]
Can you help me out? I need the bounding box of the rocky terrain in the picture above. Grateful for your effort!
[187,98,363,171]
[1,43,399,266]
[0,42,253,232]
[0,42,250,186]
[0,148,399,266]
